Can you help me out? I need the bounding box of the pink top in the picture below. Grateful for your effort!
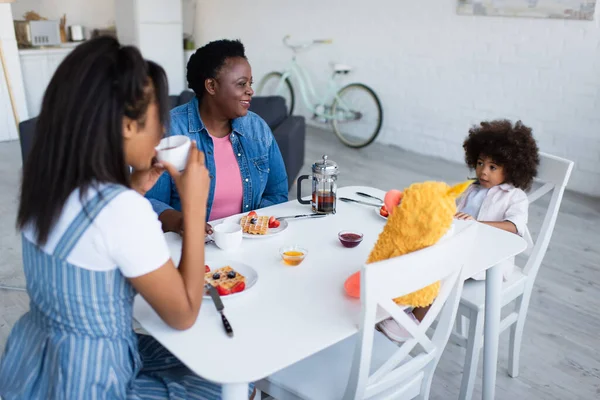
[208,134,244,221]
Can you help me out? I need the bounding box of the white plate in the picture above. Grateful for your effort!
[204,261,258,300]
[226,216,289,239]
[375,206,388,221]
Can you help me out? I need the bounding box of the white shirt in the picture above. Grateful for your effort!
[23,184,170,278]
[457,182,529,238]
[457,182,532,280]
[460,186,490,219]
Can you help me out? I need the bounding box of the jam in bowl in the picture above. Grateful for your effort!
[338,231,364,248]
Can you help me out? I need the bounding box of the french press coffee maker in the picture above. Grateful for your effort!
[296,155,339,214]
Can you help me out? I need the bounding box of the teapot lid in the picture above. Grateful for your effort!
[312,155,339,175]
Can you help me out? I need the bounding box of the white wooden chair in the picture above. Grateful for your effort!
[452,153,574,400]
[255,223,477,400]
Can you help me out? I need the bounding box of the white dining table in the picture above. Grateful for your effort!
[133,185,526,400]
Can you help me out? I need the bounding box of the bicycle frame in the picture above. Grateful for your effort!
[270,58,357,121]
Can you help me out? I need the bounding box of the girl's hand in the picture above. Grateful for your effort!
[455,212,475,221]
[130,162,165,195]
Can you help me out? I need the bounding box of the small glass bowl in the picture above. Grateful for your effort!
[338,231,364,248]
[279,246,308,267]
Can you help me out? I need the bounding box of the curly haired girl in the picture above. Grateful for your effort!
[378,119,540,342]
[454,119,540,279]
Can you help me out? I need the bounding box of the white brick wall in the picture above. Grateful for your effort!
[195,0,600,197]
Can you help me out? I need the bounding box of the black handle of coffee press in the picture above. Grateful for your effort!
[296,175,311,205]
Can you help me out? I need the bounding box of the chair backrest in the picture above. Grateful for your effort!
[18,117,38,164]
[521,152,573,279]
[344,223,477,399]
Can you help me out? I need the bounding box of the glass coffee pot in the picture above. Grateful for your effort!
[296,155,339,214]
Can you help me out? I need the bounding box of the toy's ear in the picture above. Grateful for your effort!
[448,180,474,199]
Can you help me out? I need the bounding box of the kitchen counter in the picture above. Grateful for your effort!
[18,42,82,55]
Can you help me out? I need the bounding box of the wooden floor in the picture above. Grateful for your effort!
[1,125,599,399]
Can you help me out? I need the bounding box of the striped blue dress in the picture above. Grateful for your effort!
[0,185,247,399]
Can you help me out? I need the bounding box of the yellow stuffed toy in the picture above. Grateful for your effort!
[345,180,472,307]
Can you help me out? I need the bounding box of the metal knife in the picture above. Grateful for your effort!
[276,213,327,221]
[205,284,234,337]
[356,192,384,204]
[339,197,381,208]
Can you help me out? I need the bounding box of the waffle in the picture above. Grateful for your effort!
[205,266,246,290]
[240,215,269,235]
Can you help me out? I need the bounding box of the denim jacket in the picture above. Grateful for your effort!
[145,96,289,220]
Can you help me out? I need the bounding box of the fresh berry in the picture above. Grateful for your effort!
[250,217,258,225]
[205,265,210,273]
[227,271,236,279]
[231,281,245,294]
[271,219,281,228]
[380,206,389,218]
[268,216,277,228]
[217,285,231,296]
[212,273,220,280]
[247,211,258,218]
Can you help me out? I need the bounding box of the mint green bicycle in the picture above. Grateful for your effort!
[257,35,383,148]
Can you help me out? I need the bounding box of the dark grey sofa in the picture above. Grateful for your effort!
[249,96,306,190]
[19,94,306,191]
[18,117,37,163]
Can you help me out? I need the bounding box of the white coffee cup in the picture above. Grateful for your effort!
[155,136,191,171]
[213,222,243,251]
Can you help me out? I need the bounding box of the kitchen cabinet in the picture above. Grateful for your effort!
[19,47,71,118]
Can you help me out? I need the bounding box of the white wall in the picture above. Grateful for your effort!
[114,0,185,94]
[1,3,29,142]
[194,0,600,197]
[11,0,114,30]
[182,0,197,39]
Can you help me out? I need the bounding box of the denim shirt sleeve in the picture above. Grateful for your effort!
[144,171,174,216]
[259,135,289,208]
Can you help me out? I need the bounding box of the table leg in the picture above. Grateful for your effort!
[222,382,250,400]
[483,264,502,400]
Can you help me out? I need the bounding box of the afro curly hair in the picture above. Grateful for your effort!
[186,39,246,101]
[463,120,540,191]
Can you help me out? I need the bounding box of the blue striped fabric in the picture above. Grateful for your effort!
[0,185,250,399]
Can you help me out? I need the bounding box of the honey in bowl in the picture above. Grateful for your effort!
[282,251,304,266]
[280,246,308,266]
[284,250,304,257]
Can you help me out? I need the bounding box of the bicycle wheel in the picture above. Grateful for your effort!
[256,72,295,115]
[330,83,383,148]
